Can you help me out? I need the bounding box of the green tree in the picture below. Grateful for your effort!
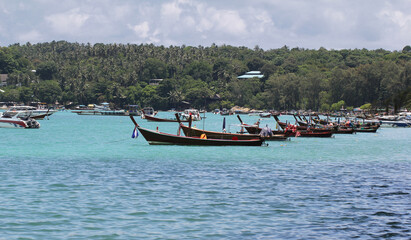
[141,58,167,82]
[330,100,346,111]
[184,61,212,82]
[246,57,265,71]
[0,47,18,73]
[34,80,62,103]
[36,61,58,80]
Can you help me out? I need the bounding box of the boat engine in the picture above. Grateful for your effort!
[26,119,40,128]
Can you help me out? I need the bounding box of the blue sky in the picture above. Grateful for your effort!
[1,0,410,50]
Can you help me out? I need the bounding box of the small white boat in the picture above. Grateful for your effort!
[0,112,40,128]
[259,112,272,118]
[180,109,202,121]
[141,107,157,119]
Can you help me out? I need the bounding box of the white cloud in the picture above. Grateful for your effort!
[252,10,274,33]
[161,1,182,22]
[128,21,150,39]
[379,10,411,30]
[17,29,43,43]
[45,8,89,35]
[1,0,411,50]
[211,9,246,35]
[194,3,246,35]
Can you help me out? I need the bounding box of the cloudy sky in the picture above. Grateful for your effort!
[1,0,410,50]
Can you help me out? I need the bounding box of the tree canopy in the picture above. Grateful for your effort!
[0,41,410,112]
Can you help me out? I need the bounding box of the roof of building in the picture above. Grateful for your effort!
[237,71,264,79]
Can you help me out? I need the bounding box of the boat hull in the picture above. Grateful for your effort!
[354,128,378,133]
[144,114,189,122]
[137,126,264,146]
[0,117,40,129]
[0,119,27,128]
[285,131,333,138]
[180,124,288,141]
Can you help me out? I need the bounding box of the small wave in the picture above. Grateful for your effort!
[372,211,397,216]
[48,183,69,188]
[128,211,148,216]
[378,232,403,238]
[381,191,409,196]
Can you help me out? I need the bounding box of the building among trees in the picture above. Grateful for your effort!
[237,71,264,79]
[0,74,8,87]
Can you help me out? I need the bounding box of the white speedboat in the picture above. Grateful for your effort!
[0,112,40,128]
[4,105,57,119]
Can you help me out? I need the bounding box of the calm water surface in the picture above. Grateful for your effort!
[0,112,410,239]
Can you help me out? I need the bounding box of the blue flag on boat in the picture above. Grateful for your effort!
[131,127,138,138]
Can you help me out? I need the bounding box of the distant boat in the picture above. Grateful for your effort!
[129,116,264,146]
[220,108,233,115]
[72,103,129,116]
[237,115,333,138]
[141,107,157,119]
[143,113,190,122]
[179,122,288,141]
[180,109,202,121]
[4,105,56,119]
[353,127,378,133]
[259,112,271,118]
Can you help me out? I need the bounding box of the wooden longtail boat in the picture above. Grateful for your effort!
[237,115,284,135]
[284,130,333,138]
[143,114,190,122]
[273,115,335,132]
[176,113,287,141]
[129,116,264,146]
[273,115,306,130]
[333,127,355,134]
[179,122,288,141]
[237,115,333,138]
[353,127,378,133]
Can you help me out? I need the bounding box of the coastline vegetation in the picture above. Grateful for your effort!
[0,41,410,112]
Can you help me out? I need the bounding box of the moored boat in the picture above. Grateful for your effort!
[4,105,56,119]
[143,113,190,122]
[129,116,264,146]
[284,130,333,138]
[353,127,378,133]
[178,121,287,141]
[141,107,157,119]
[0,112,40,128]
[237,115,333,137]
[180,109,202,121]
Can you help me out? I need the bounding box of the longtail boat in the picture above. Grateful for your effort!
[353,127,378,133]
[179,122,288,141]
[273,114,335,133]
[273,115,306,130]
[237,115,284,135]
[333,127,355,134]
[177,114,287,141]
[143,114,190,122]
[129,116,264,146]
[237,115,333,137]
[350,122,379,133]
[284,130,333,138]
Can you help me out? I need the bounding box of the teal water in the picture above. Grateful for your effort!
[1,112,410,239]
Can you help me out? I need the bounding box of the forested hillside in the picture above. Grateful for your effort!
[1,41,410,111]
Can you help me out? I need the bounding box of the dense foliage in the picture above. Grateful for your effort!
[0,41,410,112]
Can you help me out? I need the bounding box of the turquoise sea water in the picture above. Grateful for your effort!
[1,111,410,239]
